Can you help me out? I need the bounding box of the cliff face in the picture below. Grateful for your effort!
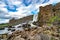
[9,15,33,26]
[38,3,60,26]
[38,4,53,23]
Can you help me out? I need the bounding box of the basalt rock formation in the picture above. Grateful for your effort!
[38,2,60,26]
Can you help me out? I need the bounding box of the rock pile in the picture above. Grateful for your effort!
[8,25,60,40]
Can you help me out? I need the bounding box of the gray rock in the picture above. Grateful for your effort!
[33,34,41,40]
[40,33,51,40]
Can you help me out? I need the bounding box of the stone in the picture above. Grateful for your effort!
[38,2,60,26]
[40,33,51,40]
[13,35,25,40]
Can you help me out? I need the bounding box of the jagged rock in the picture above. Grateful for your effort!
[51,37,60,40]
[17,26,22,28]
[8,26,13,28]
[40,33,51,40]
[53,21,60,26]
[38,2,60,26]
[8,25,60,40]
[22,23,31,28]
[13,35,25,40]
[38,4,53,26]
[11,29,15,32]
[9,15,33,26]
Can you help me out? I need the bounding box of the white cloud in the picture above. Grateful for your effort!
[0,0,60,23]
[0,19,9,24]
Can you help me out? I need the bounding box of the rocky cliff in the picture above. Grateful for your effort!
[9,15,33,26]
[38,2,60,26]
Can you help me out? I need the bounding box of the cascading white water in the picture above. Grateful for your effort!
[33,13,38,22]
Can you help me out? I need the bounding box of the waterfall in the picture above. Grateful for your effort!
[33,14,38,22]
[33,7,39,22]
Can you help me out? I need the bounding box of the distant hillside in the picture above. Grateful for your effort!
[9,15,33,26]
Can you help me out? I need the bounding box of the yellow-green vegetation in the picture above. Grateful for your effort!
[47,23,52,26]
[47,16,57,26]
[0,23,9,29]
[49,16,58,23]
[47,15,60,26]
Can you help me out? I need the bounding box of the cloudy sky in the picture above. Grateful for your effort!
[0,0,60,24]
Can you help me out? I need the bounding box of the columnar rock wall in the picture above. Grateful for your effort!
[38,3,60,26]
[38,4,53,23]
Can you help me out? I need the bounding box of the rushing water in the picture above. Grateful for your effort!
[0,28,8,34]
[0,21,36,34]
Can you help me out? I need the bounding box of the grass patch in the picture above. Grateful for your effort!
[0,23,9,29]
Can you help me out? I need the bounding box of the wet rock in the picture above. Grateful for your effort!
[8,28,11,31]
[12,26,15,28]
[11,29,15,32]
[17,26,22,28]
[8,26,13,28]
